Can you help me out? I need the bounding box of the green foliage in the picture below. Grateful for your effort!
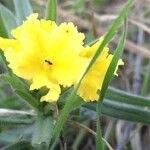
[0,13,8,38]
[83,99,150,124]
[0,4,17,37]
[107,87,150,107]
[32,115,54,148]
[45,0,57,21]
[1,74,38,109]
[48,0,133,149]
[96,19,127,149]
[13,0,33,24]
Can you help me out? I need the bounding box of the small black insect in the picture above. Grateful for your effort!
[45,60,53,65]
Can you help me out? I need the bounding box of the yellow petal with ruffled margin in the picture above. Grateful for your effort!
[78,38,123,102]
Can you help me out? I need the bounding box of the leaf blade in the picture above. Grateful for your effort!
[45,0,57,21]
[13,0,33,24]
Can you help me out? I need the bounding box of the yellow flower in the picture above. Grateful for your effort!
[78,38,124,101]
[0,13,123,103]
[0,14,88,102]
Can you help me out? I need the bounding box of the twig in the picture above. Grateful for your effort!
[129,19,150,34]
[66,119,114,150]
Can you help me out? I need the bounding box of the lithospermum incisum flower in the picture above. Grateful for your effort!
[0,14,123,102]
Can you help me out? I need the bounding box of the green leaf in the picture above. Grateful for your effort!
[1,74,38,109]
[13,0,33,24]
[0,13,8,38]
[15,90,38,109]
[32,115,54,149]
[48,1,133,149]
[1,74,27,89]
[83,99,150,125]
[45,0,57,21]
[78,0,133,85]
[60,85,150,108]
[103,100,150,120]
[0,4,17,37]
[106,87,150,107]
[98,20,127,103]
[95,2,131,147]
[96,18,127,149]
[59,87,150,124]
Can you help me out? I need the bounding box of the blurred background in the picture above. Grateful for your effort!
[0,0,150,149]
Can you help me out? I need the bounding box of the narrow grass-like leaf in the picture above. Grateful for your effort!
[98,20,127,101]
[59,87,150,123]
[15,90,38,109]
[48,1,133,149]
[45,0,57,21]
[83,100,150,125]
[1,74,38,109]
[96,13,127,150]
[13,0,33,24]
[106,87,150,107]
[97,21,126,149]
